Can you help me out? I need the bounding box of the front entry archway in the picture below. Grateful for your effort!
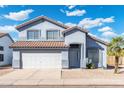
[69,44,81,68]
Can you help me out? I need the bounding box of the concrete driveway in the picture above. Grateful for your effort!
[0,69,61,86]
[0,69,61,79]
[1,68,124,87]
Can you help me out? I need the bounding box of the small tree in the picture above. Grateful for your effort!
[107,36,124,74]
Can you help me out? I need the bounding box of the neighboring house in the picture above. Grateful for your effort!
[10,16,108,69]
[0,33,14,66]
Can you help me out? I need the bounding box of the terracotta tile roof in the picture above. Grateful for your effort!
[10,41,69,48]
[0,32,7,38]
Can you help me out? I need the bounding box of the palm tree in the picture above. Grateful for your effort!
[107,36,124,74]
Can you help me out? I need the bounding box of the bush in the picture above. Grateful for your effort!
[86,62,92,69]
[86,62,96,69]
[91,64,95,69]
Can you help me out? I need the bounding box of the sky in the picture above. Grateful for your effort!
[0,5,124,42]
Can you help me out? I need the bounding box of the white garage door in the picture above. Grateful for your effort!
[22,52,62,68]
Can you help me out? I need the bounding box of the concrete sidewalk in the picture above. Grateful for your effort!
[1,78,124,87]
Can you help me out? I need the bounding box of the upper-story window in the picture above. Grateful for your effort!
[47,30,59,40]
[0,46,4,51]
[27,30,40,40]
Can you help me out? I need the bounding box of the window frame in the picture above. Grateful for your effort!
[0,54,4,62]
[27,30,41,40]
[46,30,60,40]
[0,46,4,51]
[87,48,99,63]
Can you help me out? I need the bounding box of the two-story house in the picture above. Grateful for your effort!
[10,16,108,69]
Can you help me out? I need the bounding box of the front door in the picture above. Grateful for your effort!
[69,44,80,68]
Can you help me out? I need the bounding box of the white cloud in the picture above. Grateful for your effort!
[0,5,4,8]
[12,37,18,41]
[67,5,76,9]
[102,16,114,23]
[78,16,114,28]
[0,25,17,33]
[66,9,86,16]
[98,26,112,32]
[122,33,124,36]
[60,9,65,13]
[100,38,110,42]
[101,31,117,38]
[0,25,19,41]
[0,5,7,8]
[57,21,63,24]
[88,33,110,42]
[88,33,98,38]
[65,22,77,27]
[78,18,103,28]
[4,9,34,21]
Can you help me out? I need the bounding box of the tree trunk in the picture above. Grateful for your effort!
[114,56,119,74]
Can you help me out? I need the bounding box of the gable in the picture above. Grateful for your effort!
[18,20,66,40]
[86,36,104,50]
[64,29,85,36]
[64,29,86,45]
[86,35,108,53]
[63,26,88,36]
[16,16,68,31]
[0,33,7,38]
[0,33,14,43]
[25,20,66,30]
[87,35,108,46]
[0,35,14,46]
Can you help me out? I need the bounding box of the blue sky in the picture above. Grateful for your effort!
[0,5,124,41]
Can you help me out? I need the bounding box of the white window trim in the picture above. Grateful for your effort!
[27,29,41,40]
[46,29,60,40]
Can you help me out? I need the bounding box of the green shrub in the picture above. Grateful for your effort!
[86,62,92,69]
[86,62,96,69]
[91,64,95,69]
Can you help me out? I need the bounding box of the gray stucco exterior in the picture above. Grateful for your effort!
[12,48,69,69]
[19,20,65,41]
[86,36,107,68]
[12,50,21,68]
[0,35,13,66]
[12,16,108,69]
[64,29,86,68]
[61,50,69,68]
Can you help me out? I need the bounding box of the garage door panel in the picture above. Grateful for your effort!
[22,52,61,68]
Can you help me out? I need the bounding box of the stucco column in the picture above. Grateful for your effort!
[80,43,86,68]
[103,48,107,68]
[61,49,69,69]
[12,50,21,69]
